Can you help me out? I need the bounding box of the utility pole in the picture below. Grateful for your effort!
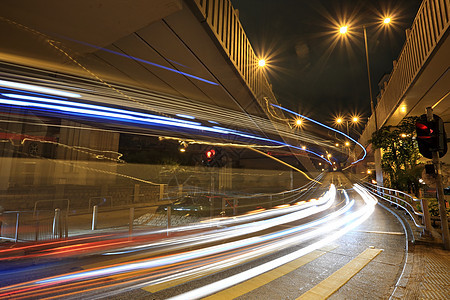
[426,107,450,250]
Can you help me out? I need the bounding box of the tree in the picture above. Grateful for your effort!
[369,116,423,195]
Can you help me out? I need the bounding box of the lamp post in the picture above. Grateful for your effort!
[363,25,377,130]
[339,18,391,130]
[335,116,360,136]
[339,18,391,184]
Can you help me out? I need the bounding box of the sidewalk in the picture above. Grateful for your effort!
[388,206,450,299]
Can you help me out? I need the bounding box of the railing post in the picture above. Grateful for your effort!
[92,205,98,231]
[14,212,19,243]
[159,184,165,200]
[129,207,134,238]
[133,184,140,203]
[167,206,171,236]
[178,184,183,198]
[420,198,432,237]
[34,212,39,241]
[222,198,226,214]
[65,210,68,239]
[53,208,60,238]
[233,198,237,216]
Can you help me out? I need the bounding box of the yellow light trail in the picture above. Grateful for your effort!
[248,147,321,184]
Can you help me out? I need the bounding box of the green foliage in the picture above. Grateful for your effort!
[370,116,423,194]
[416,198,450,218]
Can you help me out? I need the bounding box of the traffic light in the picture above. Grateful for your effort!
[205,149,216,160]
[201,148,227,167]
[202,148,217,167]
[415,114,447,159]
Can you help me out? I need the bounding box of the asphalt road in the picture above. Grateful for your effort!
[0,172,408,299]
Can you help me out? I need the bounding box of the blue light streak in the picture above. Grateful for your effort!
[2,93,201,126]
[0,88,332,164]
[53,36,219,86]
[271,104,367,164]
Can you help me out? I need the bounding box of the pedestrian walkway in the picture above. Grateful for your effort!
[392,242,450,299]
[385,203,450,300]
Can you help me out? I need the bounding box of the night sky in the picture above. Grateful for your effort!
[231,0,422,127]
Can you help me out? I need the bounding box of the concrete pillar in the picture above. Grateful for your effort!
[133,184,140,203]
[374,148,383,187]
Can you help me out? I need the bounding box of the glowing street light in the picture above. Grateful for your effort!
[334,115,361,135]
[258,59,266,67]
[338,18,393,131]
[339,26,348,34]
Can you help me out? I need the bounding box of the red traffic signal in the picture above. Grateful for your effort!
[415,114,447,159]
[206,149,216,160]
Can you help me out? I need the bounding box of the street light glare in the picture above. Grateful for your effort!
[336,118,343,124]
[339,26,348,34]
[384,17,391,24]
[258,59,266,67]
[352,116,359,123]
[295,119,302,126]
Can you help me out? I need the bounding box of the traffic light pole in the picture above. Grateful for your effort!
[427,107,450,250]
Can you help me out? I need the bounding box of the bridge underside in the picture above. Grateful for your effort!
[0,0,264,116]
[1,0,343,173]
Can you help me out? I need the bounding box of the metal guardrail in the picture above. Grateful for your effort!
[361,182,432,233]
[358,0,450,149]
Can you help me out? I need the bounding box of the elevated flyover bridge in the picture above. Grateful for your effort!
[0,0,347,175]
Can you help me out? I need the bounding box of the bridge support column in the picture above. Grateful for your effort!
[374,148,383,187]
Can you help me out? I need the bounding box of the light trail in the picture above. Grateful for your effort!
[0,79,81,98]
[0,184,379,299]
[271,104,367,164]
[169,184,377,299]
[0,186,337,297]
[0,86,333,164]
[104,186,335,255]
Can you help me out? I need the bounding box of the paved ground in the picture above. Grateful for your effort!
[1,181,449,299]
[388,212,450,300]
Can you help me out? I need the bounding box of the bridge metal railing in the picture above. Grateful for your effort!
[361,182,433,234]
[191,0,284,120]
[358,0,450,149]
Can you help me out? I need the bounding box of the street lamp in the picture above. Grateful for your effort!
[258,59,266,67]
[339,18,392,185]
[339,17,392,130]
[334,115,361,136]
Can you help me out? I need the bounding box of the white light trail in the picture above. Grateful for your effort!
[168,184,377,299]
[0,79,81,98]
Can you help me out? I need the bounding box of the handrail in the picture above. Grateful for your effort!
[360,182,430,232]
[33,198,70,217]
[364,181,422,205]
